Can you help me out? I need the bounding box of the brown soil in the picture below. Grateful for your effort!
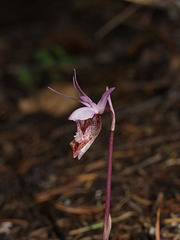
[0,1,180,239]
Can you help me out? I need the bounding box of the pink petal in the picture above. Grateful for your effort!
[81,96,98,109]
[48,86,84,104]
[106,86,115,131]
[73,69,93,104]
[48,86,91,107]
[68,107,97,121]
[97,88,115,114]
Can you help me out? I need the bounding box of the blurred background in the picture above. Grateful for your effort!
[0,0,180,239]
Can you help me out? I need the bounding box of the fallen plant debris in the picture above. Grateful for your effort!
[0,0,180,239]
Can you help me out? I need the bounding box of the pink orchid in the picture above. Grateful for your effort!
[48,69,115,160]
[49,69,116,239]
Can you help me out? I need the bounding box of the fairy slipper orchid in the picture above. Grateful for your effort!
[49,69,115,240]
[48,69,115,160]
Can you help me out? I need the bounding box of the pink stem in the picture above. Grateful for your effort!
[103,128,114,240]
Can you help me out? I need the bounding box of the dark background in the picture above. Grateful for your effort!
[0,0,180,239]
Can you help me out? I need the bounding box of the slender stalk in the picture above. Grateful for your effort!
[103,129,114,240]
[103,88,115,239]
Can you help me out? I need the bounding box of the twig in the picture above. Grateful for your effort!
[34,181,85,203]
[0,218,28,228]
[164,218,180,224]
[54,203,105,215]
[155,208,161,240]
[95,4,141,40]
[69,211,135,235]
[131,194,152,206]
[118,131,180,150]
[121,154,162,176]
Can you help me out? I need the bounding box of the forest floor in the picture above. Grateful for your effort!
[0,1,180,239]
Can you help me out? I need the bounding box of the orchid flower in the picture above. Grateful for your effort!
[48,69,115,240]
[48,69,115,160]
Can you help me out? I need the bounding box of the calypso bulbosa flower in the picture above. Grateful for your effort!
[48,69,115,240]
[48,69,115,160]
